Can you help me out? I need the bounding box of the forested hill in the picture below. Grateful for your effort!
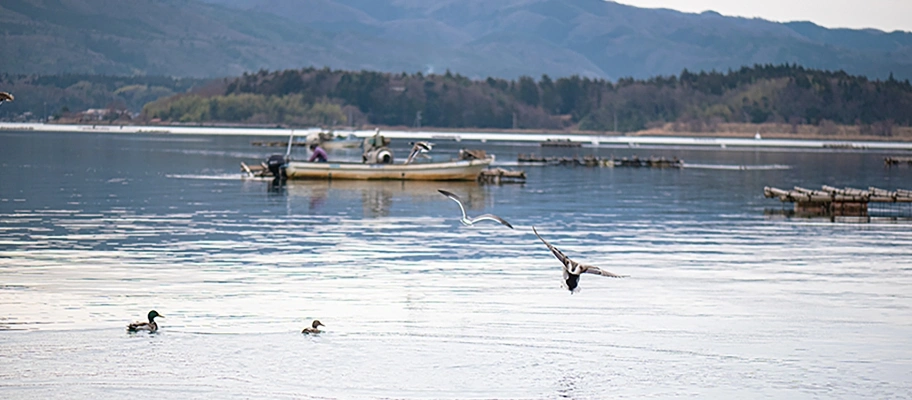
[2,0,911,80]
[142,64,912,135]
[0,73,209,120]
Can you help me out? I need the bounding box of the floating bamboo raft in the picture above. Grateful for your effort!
[478,168,526,184]
[251,140,309,147]
[518,154,683,168]
[885,156,912,166]
[540,139,581,148]
[764,185,912,217]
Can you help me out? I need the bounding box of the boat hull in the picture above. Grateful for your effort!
[285,157,493,181]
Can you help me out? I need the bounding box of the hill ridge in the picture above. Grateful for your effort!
[1,0,910,80]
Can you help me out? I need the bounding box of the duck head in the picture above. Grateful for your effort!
[148,310,164,322]
[311,320,324,329]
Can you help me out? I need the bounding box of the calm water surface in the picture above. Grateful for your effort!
[1,131,911,399]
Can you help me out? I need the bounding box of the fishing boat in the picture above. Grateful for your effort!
[284,155,493,181]
[245,130,494,181]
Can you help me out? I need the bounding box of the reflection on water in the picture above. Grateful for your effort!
[281,179,489,218]
[1,131,911,399]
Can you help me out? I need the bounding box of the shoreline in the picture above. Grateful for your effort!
[4,122,912,151]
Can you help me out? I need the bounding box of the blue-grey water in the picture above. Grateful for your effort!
[1,131,911,399]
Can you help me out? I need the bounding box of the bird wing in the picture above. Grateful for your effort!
[581,264,627,278]
[532,227,573,267]
[438,189,468,220]
[0,92,12,102]
[534,227,625,277]
[470,214,514,229]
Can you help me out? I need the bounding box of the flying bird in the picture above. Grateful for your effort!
[405,141,434,164]
[410,141,433,152]
[127,310,163,333]
[532,227,626,293]
[438,189,513,229]
[0,92,13,105]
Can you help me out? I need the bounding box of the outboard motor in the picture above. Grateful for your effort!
[361,129,393,164]
[363,147,394,164]
[266,154,287,179]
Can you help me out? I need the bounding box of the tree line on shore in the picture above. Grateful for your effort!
[4,65,911,136]
[0,73,207,121]
[142,64,912,136]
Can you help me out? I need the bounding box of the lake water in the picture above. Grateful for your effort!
[1,131,911,399]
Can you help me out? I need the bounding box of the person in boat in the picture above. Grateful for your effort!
[308,143,328,162]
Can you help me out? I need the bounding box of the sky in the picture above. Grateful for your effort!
[613,0,912,32]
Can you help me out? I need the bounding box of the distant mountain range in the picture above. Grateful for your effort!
[2,0,911,80]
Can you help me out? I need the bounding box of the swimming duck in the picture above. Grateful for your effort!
[302,320,324,334]
[532,227,627,293]
[127,310,163,333]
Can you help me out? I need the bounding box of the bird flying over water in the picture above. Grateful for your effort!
[438,189,513,229]
[0,92,13,105]
[532,227,626,293]
[405,141,434,164]
[127,310,163,333]
[410,141,433,152]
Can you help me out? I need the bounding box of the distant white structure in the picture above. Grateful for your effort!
[755,131,762,140]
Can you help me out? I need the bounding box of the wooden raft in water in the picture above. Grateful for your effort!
[478,168,526,184]
[540,139,582,148]
[518,154,683,168]
[764,185,912,217]
[885,156,912,166]
[251,141,308,147]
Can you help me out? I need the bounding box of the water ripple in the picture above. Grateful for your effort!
[1,132,911,398]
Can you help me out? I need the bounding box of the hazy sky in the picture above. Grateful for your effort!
[613,0,912,32]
